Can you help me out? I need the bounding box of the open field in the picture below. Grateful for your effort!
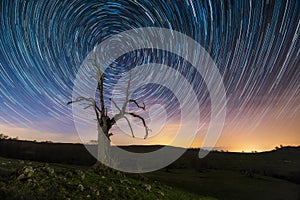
[0,140,300,199]
[144,147,300,200]
[146,168,300,200]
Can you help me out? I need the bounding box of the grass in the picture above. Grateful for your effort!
[0,142,299,199]
[0,157,215,200]
[146,167,300,200]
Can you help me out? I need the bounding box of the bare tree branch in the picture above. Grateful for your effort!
[99,78,105,116]
[68,97,93,106]
[68,97,102,113]
[129,99,145,110]
[92,53,105,117]
[109,98,121,112]
[67,96,102,125]
[113,112,122,120]
[126,112,149,139]
[84,105,94,109]
[122,69,132,112]
[123,116,135,138]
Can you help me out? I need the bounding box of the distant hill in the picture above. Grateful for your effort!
[0,139,300,184]
[0,139,188,165]
[0,139,96,165]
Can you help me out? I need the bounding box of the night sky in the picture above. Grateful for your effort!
[0,0,299,151]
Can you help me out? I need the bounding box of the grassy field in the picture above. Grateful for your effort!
[0,140,299,199]
[146,169,300,200]
[0,156,215,200]
[144,147,300,200]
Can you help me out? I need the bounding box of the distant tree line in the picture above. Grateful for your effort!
[0,133,18,140]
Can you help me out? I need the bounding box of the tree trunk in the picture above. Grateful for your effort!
[97,125,112,166]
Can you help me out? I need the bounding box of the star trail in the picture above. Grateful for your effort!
[0,0,299,151]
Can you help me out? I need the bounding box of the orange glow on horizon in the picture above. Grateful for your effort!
[1,109,299,152]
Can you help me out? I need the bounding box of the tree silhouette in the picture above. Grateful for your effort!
[68,52,150,163]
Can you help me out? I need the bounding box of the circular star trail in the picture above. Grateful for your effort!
[0,0,299,142]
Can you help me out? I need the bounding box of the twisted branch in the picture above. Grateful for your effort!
[68,97,102,124]
[129,99,145,110]
[126,112,149,139]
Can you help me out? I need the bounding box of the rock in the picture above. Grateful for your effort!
[65,171,73,177]
[120,179,132,185]
[158,191,164,196]
[76,170,85,180]
[139,184,151,191]
[17,166,35,181]
[78,184,84,191]
[17,174,25,181]
[81,174,85,180]
[45,167,55,175]
[24,166,34,174]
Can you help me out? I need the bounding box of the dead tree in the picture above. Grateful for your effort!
[68,53,150,163]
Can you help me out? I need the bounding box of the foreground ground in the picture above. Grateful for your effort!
[0,140,299,199]
[0,157,215,200]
